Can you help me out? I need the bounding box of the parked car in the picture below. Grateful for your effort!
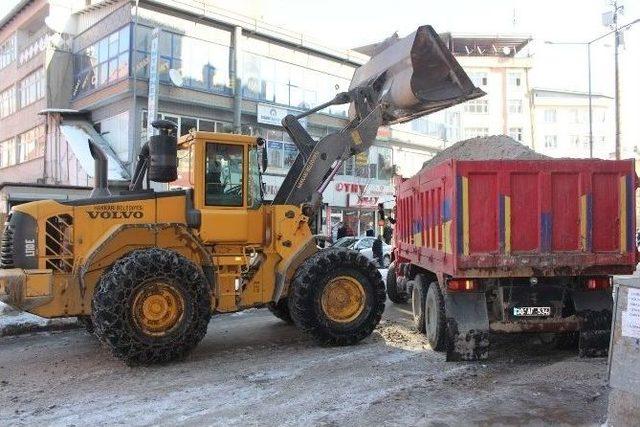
[332,236,391,267]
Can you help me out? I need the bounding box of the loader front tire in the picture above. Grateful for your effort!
[267,298,293,324]
[92,248,211,365]
[288,248,385,346]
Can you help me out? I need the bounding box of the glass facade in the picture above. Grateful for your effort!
[73,26,130,97]
[242,36,353,117]
[133,25,231,95]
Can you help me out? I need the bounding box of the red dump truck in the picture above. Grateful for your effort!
[386,158,637,361]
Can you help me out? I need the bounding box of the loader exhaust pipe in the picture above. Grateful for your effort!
[88,139,111,198]
[349,25,485,125]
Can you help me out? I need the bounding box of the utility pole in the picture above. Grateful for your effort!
[587,42,593,158]
[612,0,622,159]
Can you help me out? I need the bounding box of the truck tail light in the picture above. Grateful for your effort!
[447,279,477,292]
[585,277,611,290]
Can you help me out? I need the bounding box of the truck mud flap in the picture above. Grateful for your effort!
[572,290,613,358]
[444,292,489,361]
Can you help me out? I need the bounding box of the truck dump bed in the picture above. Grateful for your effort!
[395,159,638,278]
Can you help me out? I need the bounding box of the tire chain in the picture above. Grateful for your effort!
[92,248,211,365]
[288,248,386,346]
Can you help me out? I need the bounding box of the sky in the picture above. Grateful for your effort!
[1,0,639,152]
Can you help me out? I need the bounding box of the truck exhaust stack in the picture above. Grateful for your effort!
[349,25,485,125]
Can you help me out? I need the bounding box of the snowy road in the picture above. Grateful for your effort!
[0,296,609,426]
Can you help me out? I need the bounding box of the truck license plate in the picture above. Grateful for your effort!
[513,306,551,317]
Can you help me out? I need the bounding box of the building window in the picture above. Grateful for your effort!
[465,127,489,139]
[469,72,488,87]
[463,99,488,114]
[205,142,244,206]
[140,111,230,142]
[134,26,231,96]
[570,108,586,124]
[508,99,522,114]
[263,129,296,170]
[0,137,16,168]
[17,125,45,163]
[571,135,580,147]
[544,135,558,148]
[508,72,522,87]
[544,109,557,123]
[18,68,45,108]
[0,86,16,118]
[73,25,130,97]
[0,34,16,69]
[509,127,523,142]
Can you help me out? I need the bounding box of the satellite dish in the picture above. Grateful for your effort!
[169,69,184,87]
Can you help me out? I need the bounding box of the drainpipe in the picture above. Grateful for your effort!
[231,26,242,134]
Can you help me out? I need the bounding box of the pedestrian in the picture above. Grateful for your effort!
[336,222,347,240]
[372,235,383,267]
[383,224,393,245]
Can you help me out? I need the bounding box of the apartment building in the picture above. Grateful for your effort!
[531,88,614,159]
[440,33,534,147]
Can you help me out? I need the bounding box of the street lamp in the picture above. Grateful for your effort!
[546,17,640,159]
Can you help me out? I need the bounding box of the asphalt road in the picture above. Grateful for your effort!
[0,296,609,426]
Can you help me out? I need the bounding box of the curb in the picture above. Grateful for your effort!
[0,318,82,338]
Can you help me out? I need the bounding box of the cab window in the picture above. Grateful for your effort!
[248,146,263,208]
[205,143,244,206]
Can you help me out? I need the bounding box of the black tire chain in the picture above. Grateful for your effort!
[92,248,211,365]
[287,248,386,346]
[267,298,293,324]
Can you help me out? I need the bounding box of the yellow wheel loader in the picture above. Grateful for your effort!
[0,26,482,364]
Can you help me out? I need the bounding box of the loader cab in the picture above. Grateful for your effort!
[179,132,264,244]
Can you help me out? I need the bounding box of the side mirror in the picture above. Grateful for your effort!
[257,137,268,172]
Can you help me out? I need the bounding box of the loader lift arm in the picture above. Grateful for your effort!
[272,25,484,215]
[272,87,382,213]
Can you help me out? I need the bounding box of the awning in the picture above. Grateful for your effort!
[59,119,130,181]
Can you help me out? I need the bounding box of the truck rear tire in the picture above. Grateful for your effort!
[411,276,427,333]
[425,282,446,351]
[92,248,211,365]
[386,262,409,304]
[267,298,293,324]
[288,248,385,346]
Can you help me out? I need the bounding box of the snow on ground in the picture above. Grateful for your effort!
[0,302,77,337]
[0,302,609,426]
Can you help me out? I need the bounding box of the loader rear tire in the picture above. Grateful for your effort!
[288,248,385,346]
[386,262,409,304]
[92,248,211,365]
[267,298,293,324]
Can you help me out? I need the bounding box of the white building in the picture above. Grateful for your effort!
[441,34,534,147]
[531,88,614,158]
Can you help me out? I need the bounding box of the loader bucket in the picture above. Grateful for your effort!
[349,25,485,125]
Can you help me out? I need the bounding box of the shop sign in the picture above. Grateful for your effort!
[347,193,379,208]
[146,28,160,138]
[257,104,306,128]
[334,181,394,197]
